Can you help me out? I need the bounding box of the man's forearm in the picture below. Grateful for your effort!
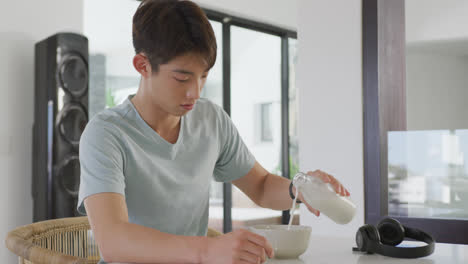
[258,173,299,210]
[102,221,208,263]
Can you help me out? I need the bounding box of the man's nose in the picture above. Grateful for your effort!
[186,81,202,100]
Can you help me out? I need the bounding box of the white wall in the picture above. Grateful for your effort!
[0,1,83,262]
[406,0,468,44]
[406,52,468,130]
[84,0,139,77]
[297,0,364,237]
[405,0,468,130]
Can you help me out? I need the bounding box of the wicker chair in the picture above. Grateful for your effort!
[5,216,222,264]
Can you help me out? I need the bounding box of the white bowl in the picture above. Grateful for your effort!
[248,225,311,259]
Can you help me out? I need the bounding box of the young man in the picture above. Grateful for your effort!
[77,0,350,263]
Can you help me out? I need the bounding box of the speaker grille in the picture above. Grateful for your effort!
[57,103,88,147]
[56,154,81,196]
[57,53,88,97]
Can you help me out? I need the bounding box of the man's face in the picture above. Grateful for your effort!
[146,53,209,116]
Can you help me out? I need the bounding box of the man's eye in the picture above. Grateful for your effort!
[174,77,188,82]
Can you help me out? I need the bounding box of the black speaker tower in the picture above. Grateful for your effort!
[33,33,89,222]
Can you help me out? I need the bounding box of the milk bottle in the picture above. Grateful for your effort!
[292,172,356,225]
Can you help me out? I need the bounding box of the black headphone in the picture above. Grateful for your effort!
[353,217,435,258]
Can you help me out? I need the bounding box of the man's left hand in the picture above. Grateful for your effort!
[298,170,350,216]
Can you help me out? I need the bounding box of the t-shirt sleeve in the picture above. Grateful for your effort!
[213,106,256,182]
[77,120,126,215]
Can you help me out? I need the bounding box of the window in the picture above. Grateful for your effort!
[205,10,298,232]
[289,38,300,179]
[230,25,283,228]
[363,0,468,244]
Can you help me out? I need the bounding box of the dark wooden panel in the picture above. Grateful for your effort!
[378,0,407,216]
[363,0,380,224]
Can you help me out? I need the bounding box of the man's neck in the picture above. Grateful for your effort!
[131,92,180,139]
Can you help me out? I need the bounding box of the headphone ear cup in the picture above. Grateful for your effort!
[366,225,381,243]
[356,226,368,251]
[378,218,405,246]
[356,225,380,253]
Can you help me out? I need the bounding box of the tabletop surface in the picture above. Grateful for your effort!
[266,235,468,264]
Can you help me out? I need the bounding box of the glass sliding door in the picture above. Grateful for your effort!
[230,26,283,230]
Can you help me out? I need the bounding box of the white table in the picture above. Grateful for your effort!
[266,236,468,264]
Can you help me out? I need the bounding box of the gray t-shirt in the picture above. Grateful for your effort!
[77,96,255,263]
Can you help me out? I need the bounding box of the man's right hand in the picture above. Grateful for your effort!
[202,229,275,264]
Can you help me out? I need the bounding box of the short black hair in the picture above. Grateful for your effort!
[132,0,217,72]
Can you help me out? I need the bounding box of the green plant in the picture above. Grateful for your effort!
[289,157,300,179]
[106,88,116,108]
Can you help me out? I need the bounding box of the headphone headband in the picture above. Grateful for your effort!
[405,226,435,246]
[369,227,435,258]
[355,219,435,259]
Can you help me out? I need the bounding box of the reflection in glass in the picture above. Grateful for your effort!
[388,130,468,219]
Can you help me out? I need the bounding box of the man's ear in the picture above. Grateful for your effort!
[133,53,152,78]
